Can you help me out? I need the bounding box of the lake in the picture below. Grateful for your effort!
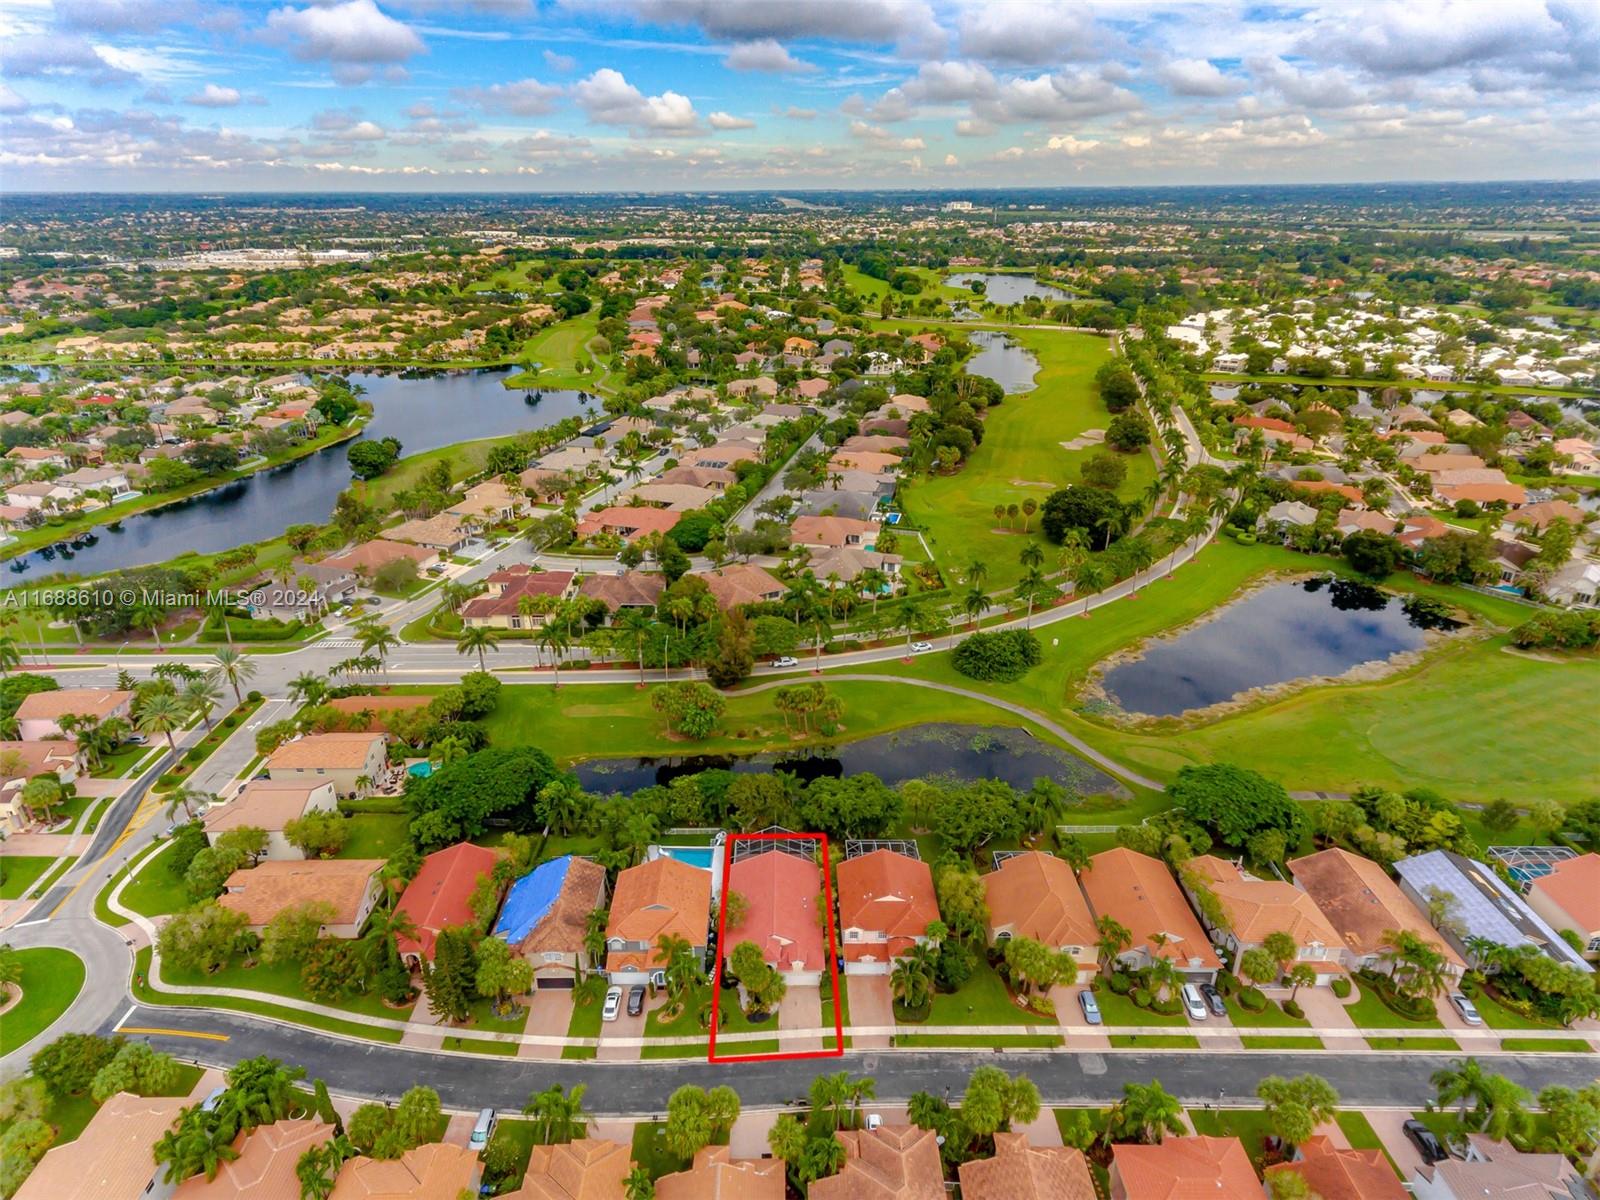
[572,722,1121,796]
[966,331,1040,393]
[5,368,594,578]
[1098,577,1456,718]
[947,272,1076,304]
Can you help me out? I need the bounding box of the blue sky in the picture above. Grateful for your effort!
[2,0,1596,191]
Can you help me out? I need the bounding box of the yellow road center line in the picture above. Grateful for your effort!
[115,1026,230,1042]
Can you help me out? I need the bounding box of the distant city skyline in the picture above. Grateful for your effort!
[1,0,1595,192]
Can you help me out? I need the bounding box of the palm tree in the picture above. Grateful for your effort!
[130,599,167,651]
[182,676,223,731]
[1015,568,1047,628]
[523,1084,590,1146]
[1106,1081,1185,1146]
[1094,915,1132,970]
[582,908,608,973]
[356,621,400,673]
[616,608,654,687]
[163,787,212,823]
[1431,1058,1492,1124]
[963,585,986,630]
[296,1138,352,1200]
[623,1166,655,1200]
[966,559,988,588]
[136,691,187,755]
[1072,559,1110,616]
[210,648,257,705]
[286,672,326,707]
[1019,541,1044,572]
[537,622,572,688]
[0,636,19,679]
[456,624,500,671]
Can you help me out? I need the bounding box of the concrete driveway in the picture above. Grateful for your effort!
[1367,1108,1428,1179]
[779,984,823,1053]
[598,989,654,1061]
[519,989,576,1060]
[1297,986,1357,1031]
[1052,984,1110,1050]
[847,974,894,1049]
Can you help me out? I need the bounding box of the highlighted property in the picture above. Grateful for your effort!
[708,831,845,1063]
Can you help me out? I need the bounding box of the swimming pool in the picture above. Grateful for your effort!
[657,845,715,869]
[407,762,435,778]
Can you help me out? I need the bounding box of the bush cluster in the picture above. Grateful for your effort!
[952,629,1043,682]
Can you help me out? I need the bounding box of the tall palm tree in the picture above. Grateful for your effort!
[456,624,500,671]
[537,622,571,688]
[182,676,223,731]
[130,600,167,651]
[356,621,400,673]
[963,585,986,630]
[210,648,257,705]
[966,559,988,589]
[523,1084,590,1146]
[0,635,19,679]
[136,691,187,755]
[1106,1081,1185,1146]
[615,608,654,687]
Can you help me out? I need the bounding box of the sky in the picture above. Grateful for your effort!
[1,0,1596,192]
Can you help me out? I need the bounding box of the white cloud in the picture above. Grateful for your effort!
[708,110,755,129]
[778,104,816,119]
[183,83,241,107]
[849,118,923,149]
[265,0,426,80]
[722,38,816,73]
[1,35,133,84]
[573,67,698,133]
[0,82,30,114]
[54,0,193,33]
[976,68,1140,123]
[902,60,996,102]
[542,49,577,72]
[607,0,942,53]
[454,77,561,116]
[1159,58,1243,98]
[955,0,1094,65]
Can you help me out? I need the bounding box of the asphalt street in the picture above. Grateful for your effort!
[113,1007,1600,1115]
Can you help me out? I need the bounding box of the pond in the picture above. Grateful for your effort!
[1097,577,1459,718]
[572,722,1122,796]
[965,331,1040,394]
[5,368,595,578]
[946,272,1076,304]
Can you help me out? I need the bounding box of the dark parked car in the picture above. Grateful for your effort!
[626,984,646,1017]
[1403,1120,1447,1164]
[1199,982,1226,1017]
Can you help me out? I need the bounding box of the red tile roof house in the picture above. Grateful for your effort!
[1079,848,1222,982]
[459,567,576,630]
[14,687,134,741]
[982,851,1098,972]
[395,842,501,969]
[1109,1136,1264,1199]
[575,505,682,543]
[1182,854,1350,986]
[604,856,712,986]
[1526,853,1600,961]
[723,848,827,985]
[836,849,939,975]
[697,563,786,610]
[790,514,878,549]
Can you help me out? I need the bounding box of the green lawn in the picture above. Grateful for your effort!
[341,812,411,858]
[1500,1038,1592,1053]
[1335,1111,1401,1175]
[160,955,402,1021]
[895,1033,1063,1047]
[515,312,607,391]
[898,328,1156,592]
[1240,1035,1324,1049]
[1367,1036,1459,1050]
[562,991,603,1060]
[1469,988,1561,1031]
[482,1118,538,1192]
[119,840,193,918]
[0,857,56,899]
[922,959,1056,1026]
[1090,988,1188,1028]
[631,1121,730,1180]
[1341,985,1444,1031]
[1224,995,1312,1029]
[482,678,1047,768]
[0,947,85,1055]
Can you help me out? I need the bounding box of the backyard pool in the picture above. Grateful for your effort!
[655,845,716,869]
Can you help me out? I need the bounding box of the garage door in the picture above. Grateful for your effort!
[536,976,576,989]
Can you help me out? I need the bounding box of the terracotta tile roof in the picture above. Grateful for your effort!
[579,571,666,610]
[793,513,880,548]
[396,842,502,961]
[1079,849,1221,972]
[173,1119,335,1200]
[810,1126,944,1200]
[725,849,826,973]
[329,1143,480,1200]
[203,781,330,834]
[0,739,80,780]
[218,859,382,927]
[606,857,711,970]
[267,731,386,771]
[982,852,1096,950]
[386,513,470,548]
[576,505,682,542]
[1529,852,1600,930]
[655,1146,784,1200]
[505,856,608,959]
[696,563,786,609]
[957,1132,1096,1200]
[1109,1136,1261,1199]
[507,1138,633,1199]
[325,695,431,732]
[14,688,132,722]
[461,570,575,620]
[322,539,436,574]
[1186,855,1346,955]
[13,1092,185,1200]
[1288,847,1463,966]
[1263,1136,1404,1200]
[836,850,938,961]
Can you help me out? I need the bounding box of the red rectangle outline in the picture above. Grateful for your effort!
[708,831,846,1063]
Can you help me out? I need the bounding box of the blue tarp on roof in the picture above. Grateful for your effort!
[493,856,572,944]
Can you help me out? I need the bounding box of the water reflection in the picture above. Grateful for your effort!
[966,331,1040,394]
[573,722,1120,796]
[947,272,1077,304]
[1099,577,1458,718]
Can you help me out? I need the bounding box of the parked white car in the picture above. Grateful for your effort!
[909,641,933,653]
[1181,983,1209,1021]
[771,656,800,668]
[602,986,623,1022]
[1449,993,1483,1025]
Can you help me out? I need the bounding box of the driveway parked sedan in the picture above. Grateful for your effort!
[1449,993,1483,1025]
[1403,1120,1448,1164]
[1078,990,1102,1025]
[601,986,623,1022]
[1200,982,1227,1017]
